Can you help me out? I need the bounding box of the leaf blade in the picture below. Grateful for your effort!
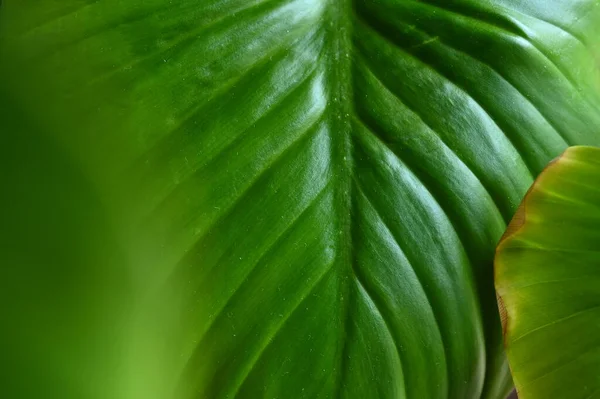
[2,1,600,398]
[496,146,600,399]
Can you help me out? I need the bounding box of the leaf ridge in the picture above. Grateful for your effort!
[228,262,336,399]
[358,14,557,183]
[85,0,296,88]
[354,275,408,399]
[355,41,512,220]
[142,67,323,220]
[399,2,591,144]
[354,182,450,397]
[161,117,326,280]
[406,0,582,91]
[192,182,332,346]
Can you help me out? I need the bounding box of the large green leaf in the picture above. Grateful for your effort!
[496,146,600,399]
[1,1,600,398]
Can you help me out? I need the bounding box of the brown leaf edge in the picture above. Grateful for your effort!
[494,149,568,334]
[493,147,578,397]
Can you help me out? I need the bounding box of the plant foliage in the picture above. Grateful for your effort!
[1,1,600,398]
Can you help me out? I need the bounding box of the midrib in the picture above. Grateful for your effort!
[326,0,355,397]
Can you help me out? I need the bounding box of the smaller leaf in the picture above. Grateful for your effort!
[496,146,600,399]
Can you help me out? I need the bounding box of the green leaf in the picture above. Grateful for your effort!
[496,146,600,399]
[1,1,600,398]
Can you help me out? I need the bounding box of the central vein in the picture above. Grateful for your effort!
[325,0,355,396]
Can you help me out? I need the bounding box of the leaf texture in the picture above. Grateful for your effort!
[1,1,600,398]
[496,146,600,399]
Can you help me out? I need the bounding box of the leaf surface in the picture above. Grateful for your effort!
[496,146,600,399]
[1,1,600,398]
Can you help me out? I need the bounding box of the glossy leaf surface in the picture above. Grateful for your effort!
[496,146,600,399]
[1,1,600,398]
